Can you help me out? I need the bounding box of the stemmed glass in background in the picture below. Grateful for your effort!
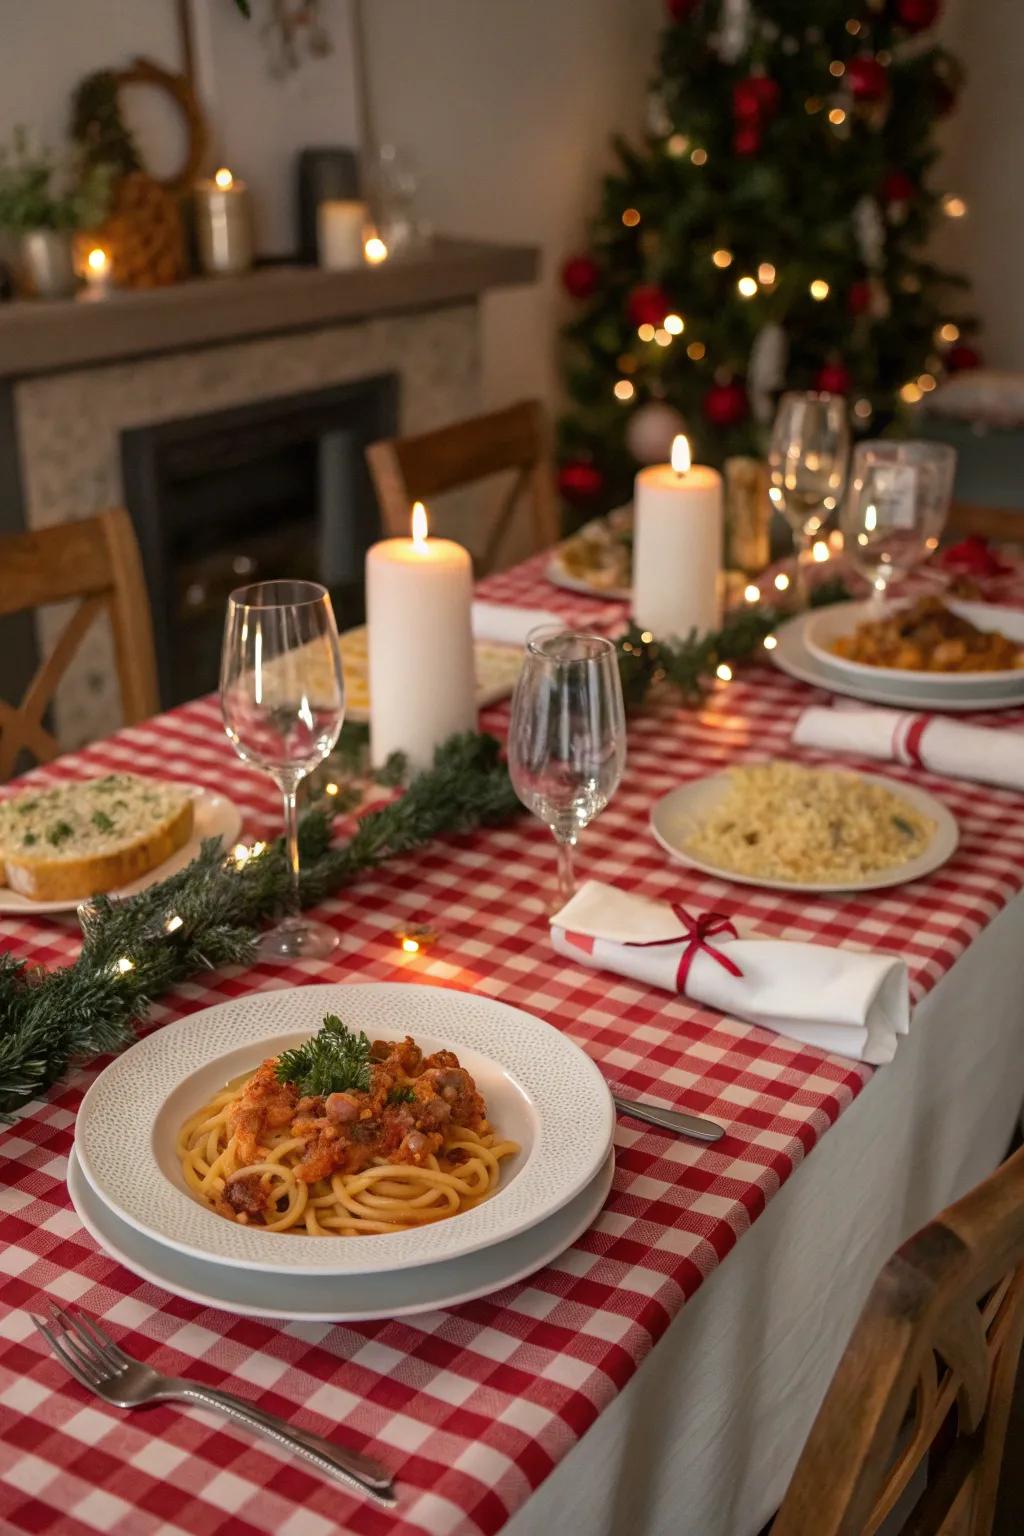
[840,440,957,603]
[508,628,626,910]
[768,391,850,604]
[221,580,346,961]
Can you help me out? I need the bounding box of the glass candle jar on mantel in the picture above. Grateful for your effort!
[194,168,255,277]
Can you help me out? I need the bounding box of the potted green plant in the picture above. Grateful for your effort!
[0,129,112,298]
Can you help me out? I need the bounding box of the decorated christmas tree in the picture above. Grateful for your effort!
[557,0,978,518]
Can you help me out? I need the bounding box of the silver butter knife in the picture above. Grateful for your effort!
[612,1093,725,1143]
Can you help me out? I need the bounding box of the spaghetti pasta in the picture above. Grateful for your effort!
[176,1030,519,1236]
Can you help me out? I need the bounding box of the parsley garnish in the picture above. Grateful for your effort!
[275,1014,372,1097]
[91,811,115,833]
[386,1084,416,1105]
[46,820,73,846]
[22,832,37,846]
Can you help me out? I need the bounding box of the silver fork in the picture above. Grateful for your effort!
[32,1306,396,1507]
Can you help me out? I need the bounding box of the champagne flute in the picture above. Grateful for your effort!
[840,440,956,603]
[508,628,626,910]
[221,579,345,961]
[768,391,850,603]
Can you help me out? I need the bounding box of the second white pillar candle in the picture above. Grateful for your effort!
[632,439,723,640]
[366,521,477,770]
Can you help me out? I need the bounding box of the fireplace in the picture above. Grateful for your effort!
[120,375,398,709]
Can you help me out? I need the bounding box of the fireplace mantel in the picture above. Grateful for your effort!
[0,237,538,381]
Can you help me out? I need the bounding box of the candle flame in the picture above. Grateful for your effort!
[86,247,108,274]
[411,501,429,547]
[214,167,234,190]
[671,434,691,475]
[364,235,389,264]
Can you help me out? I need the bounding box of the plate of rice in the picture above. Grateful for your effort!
[650,761,959,892]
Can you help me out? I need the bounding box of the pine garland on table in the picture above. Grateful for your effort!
[0,732,519,1116]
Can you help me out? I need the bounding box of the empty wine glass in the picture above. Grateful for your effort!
[840,440,957,603]
[508,628,626,910]
[221,580,345,961]
[768,392,850,603]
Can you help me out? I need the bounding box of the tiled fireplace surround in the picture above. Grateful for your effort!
[0,240,536,746]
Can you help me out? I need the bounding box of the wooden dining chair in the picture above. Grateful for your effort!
[772,1146,1024,1536]
[0,508,159,779]
[947,502,1024,546]
[365,399,559,575]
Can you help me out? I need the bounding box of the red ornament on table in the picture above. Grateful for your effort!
[561,254,600,301]
[882,169,916,205]
[627,284,672,328]
[733,123,762,157]
[815,360,852,395]
[557,460,604,505]
[702,378,749,428]
[946,342,982,371]
[848,56,889,103]
[896,0,941,32]
[941,535,1010,578]
[733,75,781,123]
[847,279,873,316]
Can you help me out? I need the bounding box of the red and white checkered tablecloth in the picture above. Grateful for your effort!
[3,553,1024,1536]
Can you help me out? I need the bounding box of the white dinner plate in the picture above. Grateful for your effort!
[67,1145,615,1322]
[546,506,633,601]
[650,768,959,893]
[75,983,614,1277]
[0,787,243,916]
[771,613,1024,712]
[804,599,1024,691]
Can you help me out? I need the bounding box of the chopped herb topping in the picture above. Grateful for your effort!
[91,811,115,833]
[386,1084,416,1105]
[22,832,37,846]
[46,820,74,847]
[275,1014,372,1097]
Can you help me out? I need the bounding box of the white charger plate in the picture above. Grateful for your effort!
[68,1145,614,1322]
[771,613,1024,712]
[75,983,614,1277]
[546,506,633,601]
[804,599,1024,691]
[650,768,959,893]
[0,787,242,916]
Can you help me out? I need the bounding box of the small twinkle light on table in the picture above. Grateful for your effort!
[364,235,389,264]
[392,924,439,956]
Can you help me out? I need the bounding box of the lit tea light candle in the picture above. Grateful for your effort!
[364,234,389,265]
[366,502,476,770]
[82,245,112,299]
[632,434,723,640]
[194,167,255,276]
[317,198,369,270]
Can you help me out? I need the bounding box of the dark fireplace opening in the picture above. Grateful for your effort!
[121,374,399,709]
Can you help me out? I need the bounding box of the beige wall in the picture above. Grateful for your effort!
[937,0,1024,368]
[360,0,665,413]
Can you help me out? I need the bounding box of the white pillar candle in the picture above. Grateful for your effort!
[194,168,255,276]
[317,199,368,270]
[366,502,476,770]
[632,435,724,640]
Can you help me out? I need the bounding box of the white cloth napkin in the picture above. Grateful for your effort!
[550,880,909,1064]
[793,705,1024,793]
[471,602,563,648]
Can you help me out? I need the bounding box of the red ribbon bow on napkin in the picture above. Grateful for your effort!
[625,905,744,993]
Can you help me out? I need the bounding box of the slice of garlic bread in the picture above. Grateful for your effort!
[0,774,194,901]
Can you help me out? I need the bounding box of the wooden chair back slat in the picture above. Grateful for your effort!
[365,399,558,574]
[772,1146,1024,1536]
[0,509,158,779]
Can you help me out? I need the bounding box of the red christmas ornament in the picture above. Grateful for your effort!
[847,56,889,103]
[561,254,600,301]
[882,169,916,205]
[665,0,699,18]
[558,460,604,505]
[702,379,749,429]
[733,123,762,157]
[896,0,941,32]
[947,342,982,371]
[847,279,873,316]
[733,75,781,123]
[815,360,853,395]
[940,535,1010,578]
[627,284,672,328]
